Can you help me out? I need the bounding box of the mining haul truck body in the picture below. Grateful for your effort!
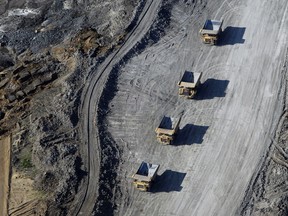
[155,116,181,145]
[132,162,160,191]
[178,71,202,98]
[199,19,223,45]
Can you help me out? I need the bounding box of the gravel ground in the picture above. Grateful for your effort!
[240,64,288,216]
[94,0,288,215]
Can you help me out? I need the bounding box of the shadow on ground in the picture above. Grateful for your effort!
[218,26,246,45]
[174,124,209,145]
[151,170,186,193]
[194,79,229,100]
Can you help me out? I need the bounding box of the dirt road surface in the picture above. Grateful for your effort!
[101,0,288,215]
[0,136,10,216]
[74,0,164,215]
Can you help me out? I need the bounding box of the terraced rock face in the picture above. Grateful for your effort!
[0,50,60,135]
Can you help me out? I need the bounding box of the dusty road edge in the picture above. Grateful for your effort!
[237,48,288,215]
[0,136,11,216]
[72,0,161,215]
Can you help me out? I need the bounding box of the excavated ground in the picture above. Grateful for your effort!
[240,66,288,216]
[0,0,139,215]
[101,0,288,215]
[0,0,288,215]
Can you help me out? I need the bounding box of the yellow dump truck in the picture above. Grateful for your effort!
[155,116,181,145]
[178,71,202,99]
[199,19,223,45]
[132,161,160,191]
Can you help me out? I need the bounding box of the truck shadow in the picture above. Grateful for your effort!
[151,170,186,193]
[217,26,246,45]
[174,124,209,145]
[194,79,229,100]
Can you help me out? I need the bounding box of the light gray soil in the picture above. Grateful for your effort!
[97,0,288,215]
[240,61,288,216]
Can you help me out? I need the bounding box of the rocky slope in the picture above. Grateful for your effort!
[0,0,138,215]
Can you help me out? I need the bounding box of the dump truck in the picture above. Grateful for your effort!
[132,161,160,191]
[178,71,202,99]
[199,19,223,45]
[155,116,181,144]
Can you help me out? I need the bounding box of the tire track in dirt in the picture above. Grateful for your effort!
[105,0,288,215]
[93,1,177,214]
[73,0,163,215]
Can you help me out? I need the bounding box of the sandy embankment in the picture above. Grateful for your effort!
[0,136,11,216]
